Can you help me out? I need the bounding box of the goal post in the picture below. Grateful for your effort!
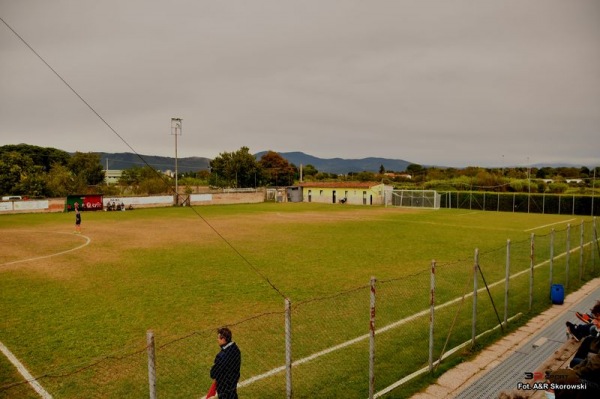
[391,190,441,209]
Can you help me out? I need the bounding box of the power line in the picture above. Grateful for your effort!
[0,16,286,300]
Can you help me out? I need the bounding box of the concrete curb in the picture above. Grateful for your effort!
[409,278,600,399]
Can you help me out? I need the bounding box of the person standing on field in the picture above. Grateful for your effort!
[210,327,241,399]
[74,202,81,234]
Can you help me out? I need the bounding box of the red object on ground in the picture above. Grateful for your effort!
[206,380,217,398]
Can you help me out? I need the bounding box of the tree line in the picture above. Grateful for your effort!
[0,144,105,198]
[1,144,598,198]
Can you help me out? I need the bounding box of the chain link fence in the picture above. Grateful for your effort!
[2,220,599,398]
[440,191,600,216]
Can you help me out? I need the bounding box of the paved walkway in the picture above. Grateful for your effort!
[409,278,600,399]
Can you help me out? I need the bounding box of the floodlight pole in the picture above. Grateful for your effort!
[171,118,182,205]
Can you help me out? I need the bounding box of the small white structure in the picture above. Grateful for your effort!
[298,182,393,205]
[104,170,122,185]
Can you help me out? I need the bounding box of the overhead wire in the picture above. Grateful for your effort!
[0,15,287,300]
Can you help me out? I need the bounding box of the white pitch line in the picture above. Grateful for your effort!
[0,233,90,267]
[455,211,482,216]
[0,341,52,398]
[524,218,576,232]
[0,232,90,397]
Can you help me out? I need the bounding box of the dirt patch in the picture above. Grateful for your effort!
[0,206,418,278]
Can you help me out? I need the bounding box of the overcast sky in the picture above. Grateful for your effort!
[1,0,599,168]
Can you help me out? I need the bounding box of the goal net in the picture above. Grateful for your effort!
[391,190,441,209]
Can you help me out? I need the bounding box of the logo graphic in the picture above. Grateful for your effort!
[524,371,546,381]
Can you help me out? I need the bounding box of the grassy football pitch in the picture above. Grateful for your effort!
[0,203,594,397]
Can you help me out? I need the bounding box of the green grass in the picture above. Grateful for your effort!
[1,204,598,398]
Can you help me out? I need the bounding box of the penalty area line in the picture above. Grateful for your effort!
[524,218,576,232]
[0,341,52,398]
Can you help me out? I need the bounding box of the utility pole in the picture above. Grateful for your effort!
[171,118,182,205]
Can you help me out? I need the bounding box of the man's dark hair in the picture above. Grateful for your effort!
[591,300,600,317]
[218,327,232,343]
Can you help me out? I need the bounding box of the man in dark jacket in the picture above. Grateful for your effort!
[210,327,241,399]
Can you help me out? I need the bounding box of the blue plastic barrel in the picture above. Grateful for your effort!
[551,284,564,304]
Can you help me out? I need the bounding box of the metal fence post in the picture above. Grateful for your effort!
[147,330,156,399]
[529,233,535,311]
[593,218,598,269]
[549,229,555,289]
[429,260,436,372]
[579,221,584,281]
[472,249,478,347]
[566,224,571,289]
[285,298,292,399]
[543,193,546,214]
[504,240,510,327]
[369,276,376,399]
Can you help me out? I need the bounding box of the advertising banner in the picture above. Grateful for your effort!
[65,195,103,212]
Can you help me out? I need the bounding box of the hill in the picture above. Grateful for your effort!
[99,152,211,173]
[254,151,413,174]
[99,151,413,174]
[91,151,591,174]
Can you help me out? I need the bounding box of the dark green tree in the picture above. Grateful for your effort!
[68,152,105,187]
[17,165,46,197]
[580,166,590,178]
[536,167,554,179]
[0,151,34,195]
[46,164,76,197]
[118,166,169,195]
[355,171,376,182]
[0,144,70,172]
[209,147,260,188]
[302,164,318,178]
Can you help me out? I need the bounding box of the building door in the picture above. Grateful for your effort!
[332,190,337,203]
[308,190,312,203]
[363,191,367,205]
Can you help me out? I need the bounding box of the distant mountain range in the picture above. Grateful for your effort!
[99,152,211,173]
[99,151,414,174]
[254,151,413,174]
[98,151,585,174]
